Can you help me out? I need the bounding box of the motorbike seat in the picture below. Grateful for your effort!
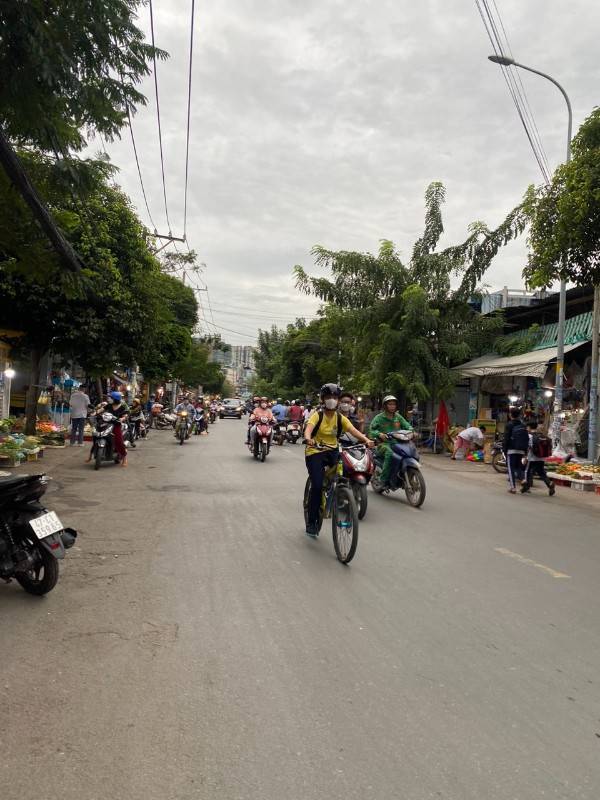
[0,473,44,491]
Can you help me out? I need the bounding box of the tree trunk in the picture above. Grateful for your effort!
[25,348,43,435]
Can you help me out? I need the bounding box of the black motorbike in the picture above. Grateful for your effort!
[90,411,123,469]
[129,409,148,444]
[0,474,77,595]
[371,431,426,507]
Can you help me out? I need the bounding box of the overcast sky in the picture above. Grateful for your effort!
[97,0,599,345]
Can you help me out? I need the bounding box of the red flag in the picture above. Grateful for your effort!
[435,400,450,437]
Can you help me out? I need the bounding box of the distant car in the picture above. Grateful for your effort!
[220,398,244,419]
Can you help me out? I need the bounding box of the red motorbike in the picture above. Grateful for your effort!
[340,437,374,520]
[250,416,274,462]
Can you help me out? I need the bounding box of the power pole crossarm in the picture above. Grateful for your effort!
[0,125,82,273]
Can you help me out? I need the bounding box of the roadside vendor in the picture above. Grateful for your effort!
[452,425,486,459]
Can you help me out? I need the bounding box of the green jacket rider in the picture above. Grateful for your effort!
[369,395,412,485]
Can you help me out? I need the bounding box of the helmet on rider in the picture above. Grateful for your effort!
[109,391,122,402]
[276,397,283,404]
[320,383,341,411]
[382,394,398,412]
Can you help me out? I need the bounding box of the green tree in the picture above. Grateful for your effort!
[0,0,164,152]
[173,341,225,394]
[524,109,600,286]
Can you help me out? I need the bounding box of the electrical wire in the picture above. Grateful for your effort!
[475,0,552,183]
[126,105,159,233]
[183,0,196,240]
[149,0,173,233]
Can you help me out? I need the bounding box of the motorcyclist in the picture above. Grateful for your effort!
[193,398,208,434]
[288,399,303,424]
[249,397,274,449]
[304,384,373,538]
[271,397,287,423]
[369,395,412,488]
[175,396,195,437]
[101,391,129,466]
[339,391,361,431]
[246,396,262,444]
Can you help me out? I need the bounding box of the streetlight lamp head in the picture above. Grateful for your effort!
[3,368,15,379]
[488,54,515,67]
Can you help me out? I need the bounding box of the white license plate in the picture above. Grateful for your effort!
[29,511,63,540]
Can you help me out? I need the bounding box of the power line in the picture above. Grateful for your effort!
[203,320,259,340]
[207,306,319,322]
[183,0,196,240]
[148,0,173,233]
[126,105,159,232]
[475,0,552,183]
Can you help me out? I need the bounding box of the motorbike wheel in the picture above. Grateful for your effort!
[353,483,368,520]
[332,485,359,564]
[94,447,102,471]
[260,441,267,462]
[16,545,59,595]
[370,468,385,494]
[492,451,508,474]
[179,429,185,445]
[405,468,426,507]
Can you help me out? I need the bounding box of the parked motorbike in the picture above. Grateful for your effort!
[90,411,123,469]
[340,435,375,520]
[286,421,302,444]
[0,474,77,595]
[251,416,273,462]
[371,431,426,507]
[154,408,177,430]
[491,440,508,473]
[175,411,192,445]
[273,419,287,446]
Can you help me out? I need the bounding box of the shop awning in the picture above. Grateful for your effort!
[453,342,588,378]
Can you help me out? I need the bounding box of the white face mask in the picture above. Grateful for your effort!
[260,403,268,409]
[324,398,338,410]
[339,402,351,413]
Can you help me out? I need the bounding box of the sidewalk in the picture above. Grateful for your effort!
[421,451,600,512]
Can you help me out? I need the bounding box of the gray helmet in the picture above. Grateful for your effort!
[382,394,398,405]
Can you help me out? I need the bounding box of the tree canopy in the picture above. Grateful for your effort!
[254,182,523,402]
[524,109,600,287]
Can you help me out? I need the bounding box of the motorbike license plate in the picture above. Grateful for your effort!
[29,511,64,540]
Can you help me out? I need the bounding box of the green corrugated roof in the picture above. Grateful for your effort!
[505,310,592,351]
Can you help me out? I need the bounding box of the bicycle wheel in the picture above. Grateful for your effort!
[332,485,358,564]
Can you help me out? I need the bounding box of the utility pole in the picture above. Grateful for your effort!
[588,286,600,460]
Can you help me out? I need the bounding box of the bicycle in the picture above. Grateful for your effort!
[302,442,359,564]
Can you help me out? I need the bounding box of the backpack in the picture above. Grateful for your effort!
[311,410,343,440]
[531,432,551,458]
[509,422,529,452]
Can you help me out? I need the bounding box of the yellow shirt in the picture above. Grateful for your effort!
[305,410,352,456]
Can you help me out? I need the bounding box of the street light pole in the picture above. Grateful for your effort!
[488,55,572,450]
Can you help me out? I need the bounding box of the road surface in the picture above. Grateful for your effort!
[2,419,599,799]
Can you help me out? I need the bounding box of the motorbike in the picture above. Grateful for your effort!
[154,407,177,430]
[90,411,124,469]
[491,440,508,473]
[175,411,192,445]
[0,473,77,595]
[340,435,375,520]
[250,416,273,462]
[371,431,426,507]
[192,408,206,435]
[286,420,302,444]
[273,419,287,446]
[209,405,217,424]
[129,409,148,444]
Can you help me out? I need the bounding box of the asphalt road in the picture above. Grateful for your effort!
[2,418,600,800]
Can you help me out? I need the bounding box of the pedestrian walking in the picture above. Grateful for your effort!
[69,386,90,446]
[521,421,555,496]
[503,408,529,493]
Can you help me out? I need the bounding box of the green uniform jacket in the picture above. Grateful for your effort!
[369,411,412,441]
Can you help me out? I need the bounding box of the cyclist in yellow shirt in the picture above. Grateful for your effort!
[304,383,373,537]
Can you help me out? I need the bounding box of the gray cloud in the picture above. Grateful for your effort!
[97,0,600,343]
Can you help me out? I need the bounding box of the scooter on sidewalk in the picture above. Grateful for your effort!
[371,431,426,507]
